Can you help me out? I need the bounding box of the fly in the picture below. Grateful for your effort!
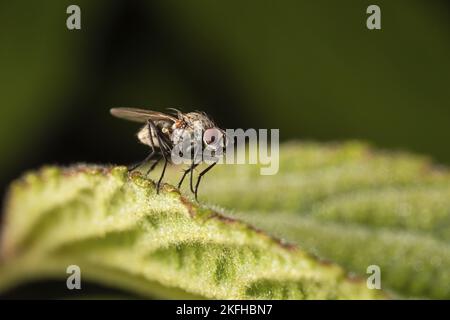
[110,107,226,201]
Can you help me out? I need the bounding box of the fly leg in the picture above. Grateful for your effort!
[189,144,203,193]
[146,119,171,194]
[177,162,199,189]
[146,155,162,176]
[193,162,217,201]
[127,151,155,171]
[156,157,168,194]
[189,163,195,193]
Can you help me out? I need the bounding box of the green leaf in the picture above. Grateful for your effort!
[178,141,450,299]
[0,164,381,299]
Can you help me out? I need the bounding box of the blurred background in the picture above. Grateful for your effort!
[1,0,450,200]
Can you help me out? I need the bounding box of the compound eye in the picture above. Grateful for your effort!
[203,128,223,147]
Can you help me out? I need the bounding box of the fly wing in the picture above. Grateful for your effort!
[110,108,177,123]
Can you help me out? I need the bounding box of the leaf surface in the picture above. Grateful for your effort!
[0,163,381,299]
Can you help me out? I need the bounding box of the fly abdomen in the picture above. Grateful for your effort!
[137,124,160,147]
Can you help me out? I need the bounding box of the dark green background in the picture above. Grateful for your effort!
[1,0,450,194]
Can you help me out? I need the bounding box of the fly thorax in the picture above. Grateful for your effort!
[171,128,190,146]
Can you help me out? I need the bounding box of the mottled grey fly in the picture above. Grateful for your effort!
[110,107,225,200]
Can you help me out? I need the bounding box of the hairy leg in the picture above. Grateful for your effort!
[194,162,217,201]
[177,161,199,189]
